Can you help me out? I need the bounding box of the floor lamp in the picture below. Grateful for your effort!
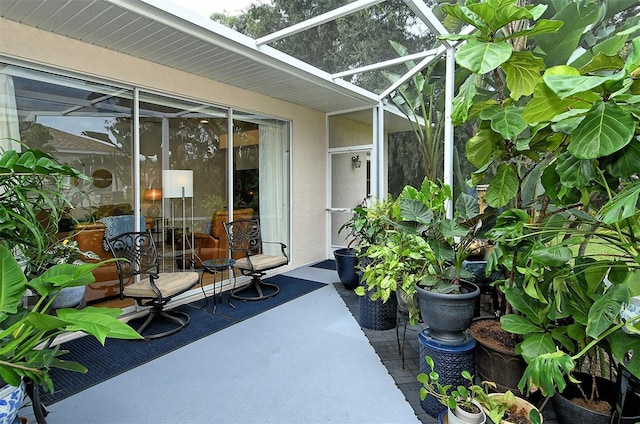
[162,170,193,272]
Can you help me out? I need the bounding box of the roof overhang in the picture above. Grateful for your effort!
[0,0,384,114]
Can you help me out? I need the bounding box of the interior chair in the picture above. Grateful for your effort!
[223,219,288,301]
[192,208,254,267]
[106,231,199,339]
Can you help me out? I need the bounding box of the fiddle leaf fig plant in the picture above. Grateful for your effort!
[440,0,640,403]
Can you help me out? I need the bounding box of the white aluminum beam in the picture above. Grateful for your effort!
[402,0,451,41]
[332,48,441,79]
[378,46,446,100]
[256,0,386,46]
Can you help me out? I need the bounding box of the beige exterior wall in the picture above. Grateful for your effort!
[0,18,328,267]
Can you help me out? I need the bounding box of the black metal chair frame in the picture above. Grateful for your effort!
[223,219,288,301]
[106,230,198,339]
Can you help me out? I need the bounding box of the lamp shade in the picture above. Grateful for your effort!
[162,170,193,198]
[143,188,162,201]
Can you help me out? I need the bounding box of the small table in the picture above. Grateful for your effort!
[200,258,236,313]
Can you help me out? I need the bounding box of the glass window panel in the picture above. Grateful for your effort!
[2,64,134,223]
[231,112,290,255]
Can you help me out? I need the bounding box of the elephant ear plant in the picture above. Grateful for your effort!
[0,248,142,392]
[357,178,492,325]
[0,144,143,394]
[439,0,640,404]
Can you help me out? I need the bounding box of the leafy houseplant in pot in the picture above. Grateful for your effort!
[418,355,487,424]
[335,198,392,290]
[418,356,542,424]
[349,196,399,330]
[0,145,143,423]
[438,0,640,419]
[0,247,143,422]
[395,178,486,344]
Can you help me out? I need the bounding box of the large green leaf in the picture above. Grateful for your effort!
[440,3,489,33]
[523,80,598,124]
[57,307,142,343]
[518,351,576,396]
[586,285,629,338]
[502,51,545,100]
[609,330,640,379]
[568,101,635,159]
[597,180,640,224]
[518,332,556,362]
[465,126,501,168]
[533,1,599,67]
[500,314,543,335]
[480,105,528,140]
[485,164,519,208]
[0,247,29,315]
[455,39,513,75]
[452,75,478,125]
[466,0,535,33]
[544,71,626,99]
[520,156,550,206]
[530,245,573,267]
[399,198,434,225]
[555,152,592,189]
[604,139,640,178]
[454,193,479,220]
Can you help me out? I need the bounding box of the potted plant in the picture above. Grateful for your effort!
[0,246,143,422]
[345,196,399,330]
[418,355,542,424]
[335,199,381,290]
[439,0,640,418]
[0,144,143,423]
[395,178,488,343]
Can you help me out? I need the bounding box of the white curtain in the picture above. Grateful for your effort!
[0,71,21,152]
[258,123,289,255]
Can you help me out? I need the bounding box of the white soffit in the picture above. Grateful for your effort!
[0,0,381,113]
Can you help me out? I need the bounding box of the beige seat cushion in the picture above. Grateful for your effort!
[123,272,199,298]
[235,255,288,272]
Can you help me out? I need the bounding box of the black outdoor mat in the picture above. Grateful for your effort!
[41,275,326,405]
[310,259,336,270]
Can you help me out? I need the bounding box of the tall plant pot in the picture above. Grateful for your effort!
[415,281,480,344]
[470,318,527,395]
[552,372,640,424]
[333,248,359,290]
[359,288,396,330]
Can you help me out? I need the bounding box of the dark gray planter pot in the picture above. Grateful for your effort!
[415,281,480,344]
[333,248,359,290]
[359,289,396,330]
[552,372,640,424]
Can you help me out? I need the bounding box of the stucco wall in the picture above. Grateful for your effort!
[0,18,328,267]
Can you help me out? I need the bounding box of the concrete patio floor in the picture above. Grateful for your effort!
[19,263,560,424]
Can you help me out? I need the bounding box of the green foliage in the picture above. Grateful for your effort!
[395,178,490,293]
[0,145,90,271]
[441,0,640,401]
[0,144,142,392]
[417,354,541,423]
[0,247,142,392]
[338,196,396,251]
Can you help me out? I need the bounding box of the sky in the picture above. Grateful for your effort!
[175,0,268,17]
